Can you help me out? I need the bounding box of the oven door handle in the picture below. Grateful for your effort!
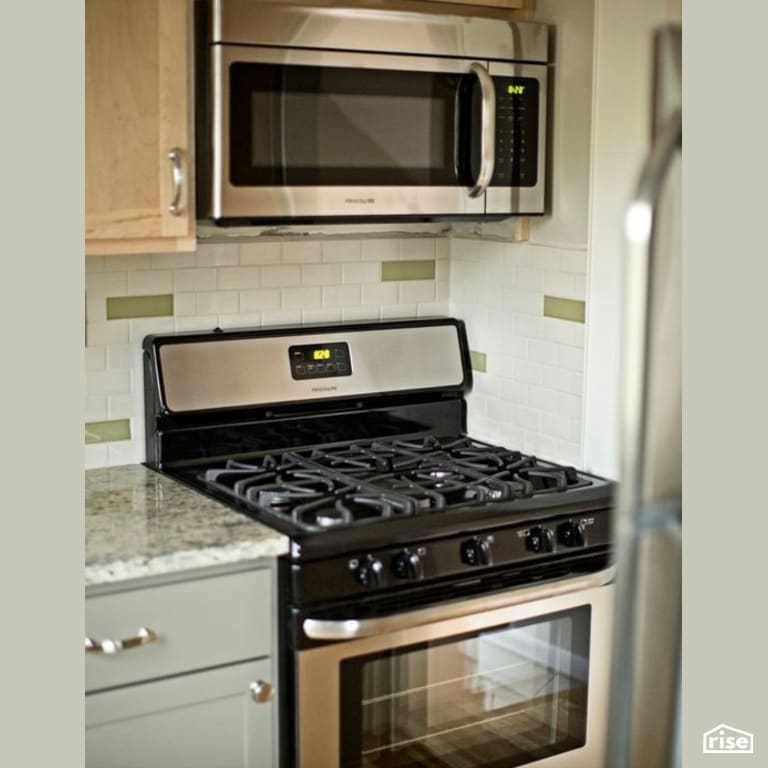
[303,565,614,641]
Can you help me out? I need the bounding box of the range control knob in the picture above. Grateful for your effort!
[525,526,554,554]
[391,550,423,580]
[557,521,586,548]
[353,557,383,588]
[460,537,493,567]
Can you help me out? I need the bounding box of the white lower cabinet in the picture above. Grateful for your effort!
[85,659,274,768]
[85,566,276,768]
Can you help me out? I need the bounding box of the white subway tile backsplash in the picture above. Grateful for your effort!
[85,444,110,470]
[302,263,342,286]
[281,286,322,310]
[556,391,583,419]
[86,272,128,297]
[128,317,175,342]
[417,301,449,317]
[261,264,301,287]
[105,253,152,272]
[361,238,399,261]
[151,252,197,269]
[240,288,281,313]
[87,320,129,347]
[173,268,218,292]
[240,241,282,265]
[528,339,559,366]
[559,249,588,274]
[342,305,380,321]
[218,267,262,290]
[85,347,106,371]
[528,385,557,413]
[127,270,173,295]
[87,369,131,395]
[542,365,574,393]
[380,304,417,320]
[321,240,362,262]
[196,242,240,267]
[86,395,109,422]
[557,345,585,372]
[513,405,541,431]
[84,235,586,470]
[323,284,361,307]
[107,344,139,370]
[173,292,197,316]
[541,412,572,440]
[399,280,435,304]
[197,291,239,315]
[216,312,262,329]
[283,240,322,263]
[302,308,342,324]
[342,262,380,284]
[401,238,436,260]
[175,316,218,332]
[361,282,398,305]
[262,310,302,326]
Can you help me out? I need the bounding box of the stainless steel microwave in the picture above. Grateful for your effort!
[198,1,549,224]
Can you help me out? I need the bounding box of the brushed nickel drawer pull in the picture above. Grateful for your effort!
[168,147,184,216]
[249,680,274,703]
[85,626,157,655]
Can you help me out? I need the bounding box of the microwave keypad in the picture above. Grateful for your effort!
[289,342,352,380]
[492,77,539,188]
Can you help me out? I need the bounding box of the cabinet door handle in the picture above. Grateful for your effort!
[168,147,184,216]
[85,626,157,655]
[249,680,274,703]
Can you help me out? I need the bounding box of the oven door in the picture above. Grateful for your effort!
[211,46,490,221]
[297,569,613,768]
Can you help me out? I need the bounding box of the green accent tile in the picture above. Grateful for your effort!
[543,296,586,324]
[106,294,174,320]
[469,350,487,373]
[381,260,436,281]
[85,419,132,445]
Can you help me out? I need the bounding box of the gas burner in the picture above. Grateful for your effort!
[292,491,416,530]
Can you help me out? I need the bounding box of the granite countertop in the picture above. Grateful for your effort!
[86,465,289,586]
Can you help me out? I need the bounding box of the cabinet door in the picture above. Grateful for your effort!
[85,659,275,768]
[85,0,195,255]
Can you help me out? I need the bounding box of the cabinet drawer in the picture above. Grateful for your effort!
[86,658,274,768]
[86,568,272,692]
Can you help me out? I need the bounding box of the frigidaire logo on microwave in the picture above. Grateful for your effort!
[345,198,375,205]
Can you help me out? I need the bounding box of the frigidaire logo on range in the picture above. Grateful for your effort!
[345,197,375,204]
[702,723,754,754]
[311,386,338,393]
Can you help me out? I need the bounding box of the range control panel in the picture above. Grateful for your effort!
[492,76,539,188]
[289,341,352,380]
[293,507,612,603]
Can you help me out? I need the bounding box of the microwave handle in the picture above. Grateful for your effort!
[303,565,614,641]
[466,62,496,199]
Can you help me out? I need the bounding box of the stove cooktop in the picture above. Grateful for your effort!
[179,435,606,537]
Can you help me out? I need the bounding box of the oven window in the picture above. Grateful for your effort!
[229,63,471,187]
[340,607,590,768]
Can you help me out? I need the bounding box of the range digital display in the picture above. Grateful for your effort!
[289,342,352,380]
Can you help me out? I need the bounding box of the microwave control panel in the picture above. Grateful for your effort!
[289,341,352,380]
[492,77,539,188]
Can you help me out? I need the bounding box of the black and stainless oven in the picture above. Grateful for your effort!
[143,318,613,768]
[198,1,549,224]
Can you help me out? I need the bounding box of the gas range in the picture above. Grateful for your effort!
[143,318,614,768]
[143,318,612,581]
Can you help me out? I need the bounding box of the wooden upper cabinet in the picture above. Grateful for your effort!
[85,0,195,256]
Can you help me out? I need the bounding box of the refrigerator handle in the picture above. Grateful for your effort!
[606,104,682,767]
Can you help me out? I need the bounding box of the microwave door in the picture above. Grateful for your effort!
[212,46,486,220]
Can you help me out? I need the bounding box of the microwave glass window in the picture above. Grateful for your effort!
[229,63,472,187]
[339,607,590,768]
